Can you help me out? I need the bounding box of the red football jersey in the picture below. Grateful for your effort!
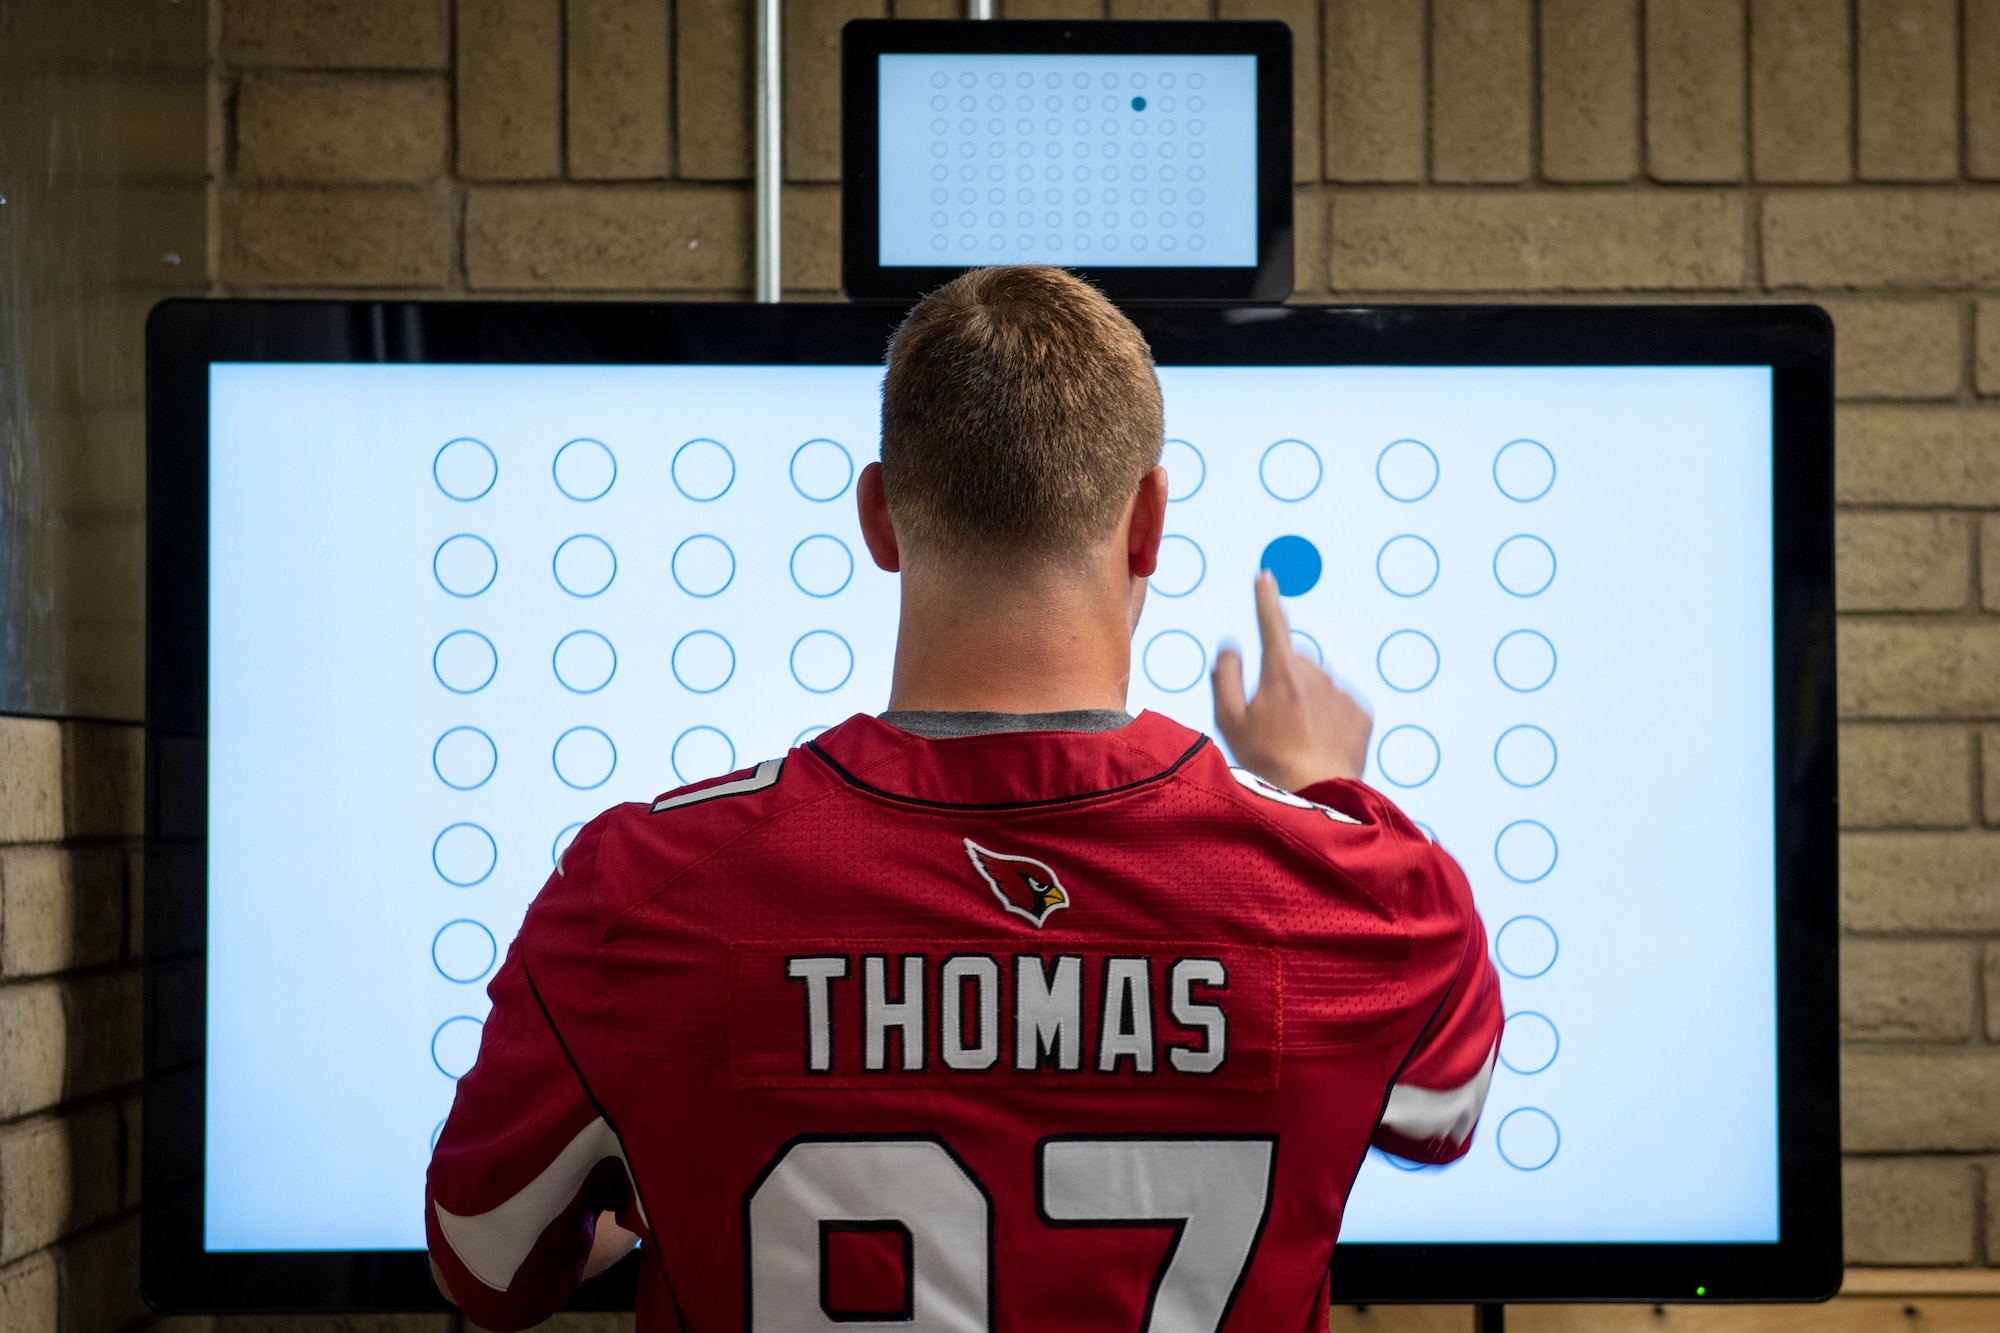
[426,712,1502,1332]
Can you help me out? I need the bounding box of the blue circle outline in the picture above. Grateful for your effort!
[1494,724,1558,788]
[551,534,617,598]
[1164,438,1206,501]
[1375,723,1440,788]
[1495,819,1558,883]
[1151,534,1205,598]
[1494,438,1556,502]
[1494,914,1559,979]
[789,630,855,694]
[432,918,498,984]
[1376,629,1440,693]
[672,437,736,502]
[432,726,497,791]
[1260,534,1323,597]
[789,534,855,598]
[671,725,737,785]
[1290,629,1323,666]
[1141,628,1207,693]
[1493,629,1557,692]
[670,533,736,598]
[794,725,830,747]
[434,534,498,598]
[434,438,496,501]
[432,630,497,694]
[1375,535,1440,598]
[552,630,617,694]
[1376,439,1439,502]
[1258,439,1323,502]
[552,437,616,502]
[551,822,584,867]
[1496,1107,1561,1171]
[551,725,617,790]
[671,630,737,694]
[790,439,855,502]
[1500,1011,1560,1076]
[1493,534,1557,598]
[432,822,497,886]
[431,1015,485,1078]
[1376,1148,1441,1173]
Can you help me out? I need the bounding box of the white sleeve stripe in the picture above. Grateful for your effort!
[1378,1039,1499,1147]
[651,757,783,813]
[434,1116,649,1292]
[1228,766,1364,824]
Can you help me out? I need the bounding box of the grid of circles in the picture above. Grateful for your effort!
[1486,440,1564,1171]
[654,438,864,796]
[1139,438,1213,691]
[1354,435,1568,1170]
[923,67,1214,260]
[1369,440,1444,790]
[428,437,512,1091]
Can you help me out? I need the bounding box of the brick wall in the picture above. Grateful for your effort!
[23,0,1983,1329]
[0,721,148,1333]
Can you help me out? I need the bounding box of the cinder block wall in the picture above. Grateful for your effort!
[0,722,148,1333]
[5,1,1997,1331]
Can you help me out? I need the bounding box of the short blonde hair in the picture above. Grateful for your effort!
[880,265,1164,569]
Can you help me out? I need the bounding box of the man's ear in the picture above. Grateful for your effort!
[1126,465,1168,579]
[856,462,902,573]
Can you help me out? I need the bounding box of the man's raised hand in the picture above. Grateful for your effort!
[1210,570,1373,792]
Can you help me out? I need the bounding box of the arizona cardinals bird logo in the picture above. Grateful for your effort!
[964,839,1071,927]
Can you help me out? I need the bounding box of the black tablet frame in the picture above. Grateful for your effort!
[840,20,1294,302]
[144,299,1837,1312]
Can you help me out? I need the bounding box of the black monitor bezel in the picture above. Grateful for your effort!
[145,299,1837,1312]
[840,20,1294,303]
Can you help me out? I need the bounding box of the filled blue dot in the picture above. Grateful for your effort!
[1260,535,1321,597]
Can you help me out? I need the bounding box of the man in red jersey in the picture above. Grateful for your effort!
[427,266,1503,1332]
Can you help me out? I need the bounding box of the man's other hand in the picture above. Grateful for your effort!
[1211,570,1372,791]
[584,1211,640,1278]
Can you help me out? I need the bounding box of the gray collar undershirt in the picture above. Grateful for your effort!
[879,709,1136,740]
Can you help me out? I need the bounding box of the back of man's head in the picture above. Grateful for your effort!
[880,265,1164,574]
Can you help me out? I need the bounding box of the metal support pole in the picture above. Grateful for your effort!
[754,0,782,302]
[967,0,995,16]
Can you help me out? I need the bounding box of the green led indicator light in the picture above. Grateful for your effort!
[1695,1286,1707,1297]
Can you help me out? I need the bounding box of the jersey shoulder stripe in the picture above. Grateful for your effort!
[1227,767,1365,824]
[651,757,784,813]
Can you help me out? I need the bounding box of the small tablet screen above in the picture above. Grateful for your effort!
[844,22,1292,301]
[877,53,1257,269]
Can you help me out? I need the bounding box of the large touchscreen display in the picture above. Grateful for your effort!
[204,363,1776,1249]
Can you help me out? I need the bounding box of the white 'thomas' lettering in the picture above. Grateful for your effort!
[940,955,1000,1071]
[1098,958,1155,1073]
[1167,957,1228,1074]
[1015,955,1083,1071]
[785,956,848,1073]
[864,954,925,1071]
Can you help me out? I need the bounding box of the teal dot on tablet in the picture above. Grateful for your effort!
[1260,535,1321,596]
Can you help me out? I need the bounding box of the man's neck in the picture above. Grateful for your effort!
[884,559,1138,714]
